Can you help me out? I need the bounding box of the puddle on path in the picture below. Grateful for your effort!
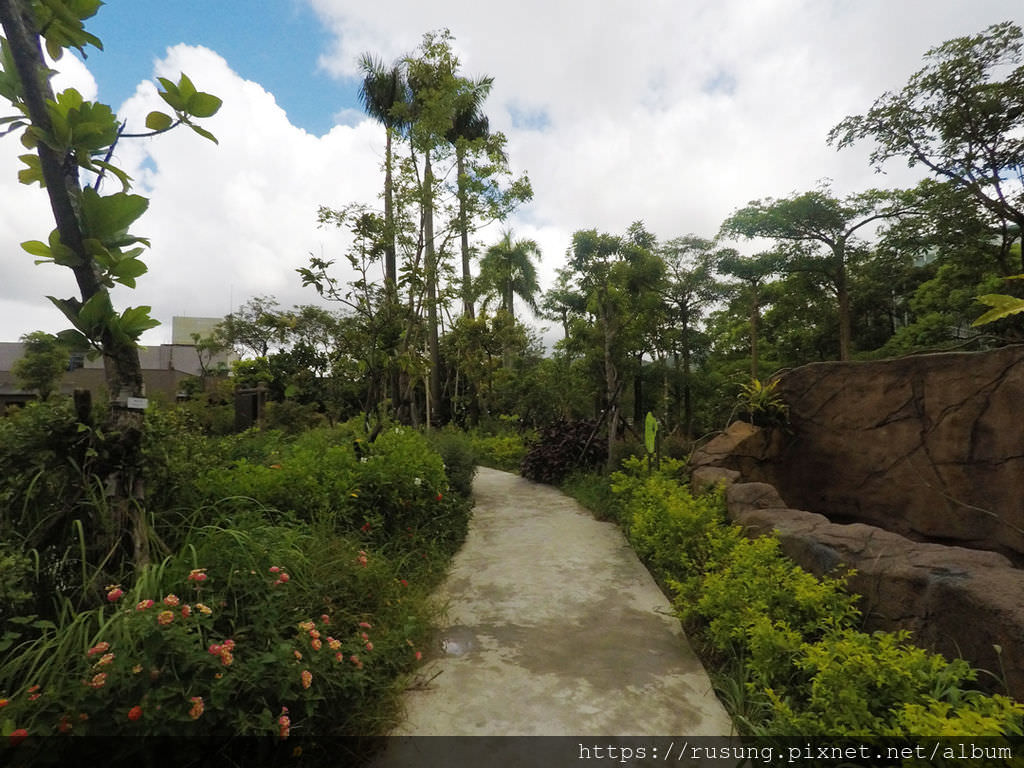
[438,625,478,656]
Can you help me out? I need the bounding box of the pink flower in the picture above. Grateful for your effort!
[365,642,374,652]
[400,579,409,587]
[187,569,208,583]
[97,653,115,667]
[180,605,192,618]
[435,493,443,501]
[163,594,180,607]
[278,708,291,739]
[106,586,124,602]
[269,566,281,573]
[311,638,322,651]
[320,614,331,625]
[157,610,174,626]
[277,573,290,583]
[127,705,143,721]
[9,728,27,747]
[298,620,315,632]
[86,642,110,657]
[327,637,341,651]
[294,649,302,660]
[415,650,423,661]
[300,669,312,689]
[358,621,372,629]
[86,673,107,689]
[135,599,154,612]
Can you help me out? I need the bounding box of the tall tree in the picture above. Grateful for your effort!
[721,183,914,360]
[717,250,785,377]
[357,53,408,297]
[567,223,663,469]
[657,236,727,435]
[445,74,492,318]
[357,53,409,409]
[476,229,542,322]
[12,330,67,400]
[829,21,1024,271]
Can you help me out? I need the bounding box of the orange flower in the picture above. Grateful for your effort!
[86,673,107,689]
[9,728,27,747]
[127,705,143,721]
[163,594,180,607]
[97,653,115,667]
[311,638,322,651]
[135,599,154,611]
[189,696,204,720]
[300,669,312,689]
[157,610,174,626]
[87,642,110,657]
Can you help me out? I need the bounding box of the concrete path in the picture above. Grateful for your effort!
[380,467,733,738]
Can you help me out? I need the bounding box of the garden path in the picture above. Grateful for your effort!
[372,466,733,747]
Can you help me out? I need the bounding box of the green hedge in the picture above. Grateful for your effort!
[603,458,1024,739]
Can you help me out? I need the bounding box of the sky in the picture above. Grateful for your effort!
[1,0,1021,348]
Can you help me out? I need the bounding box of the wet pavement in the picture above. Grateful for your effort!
[372,467,733,748]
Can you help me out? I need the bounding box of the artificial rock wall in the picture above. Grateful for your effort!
[690,345,1024,698]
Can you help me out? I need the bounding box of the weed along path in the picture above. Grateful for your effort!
[375,466,733,744]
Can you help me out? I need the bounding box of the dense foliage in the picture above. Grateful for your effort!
[566,460,1024,739]
[0,401,472,765]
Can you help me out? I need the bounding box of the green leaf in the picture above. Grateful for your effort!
[185,91,222,119]
[78,291,114,331]
[91,159,133,193]
[145,110,174,131]
[119,305,160,339]
[157,77,185,111]
[80,187,148,243]
[177,73,197,102]
[17,153,44,186]
[972,294,1024,326]
[187,122,219,144]
[47,296,84,330]
[110,258,148,288]
[56,329,90,351]
[21,240,52,259]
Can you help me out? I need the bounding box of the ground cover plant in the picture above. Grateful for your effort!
[0,401,471,766]
[564,458,1024,744]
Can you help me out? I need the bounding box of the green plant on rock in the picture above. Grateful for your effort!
[735,377,789,427]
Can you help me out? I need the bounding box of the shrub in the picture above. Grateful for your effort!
[596,466,1024,740]
[765,629,1024,738]
[426,428,477,498]
[519,419,605,485]
[0,515,437,765]
[470,432,528,472]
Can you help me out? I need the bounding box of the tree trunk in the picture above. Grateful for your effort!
[835,246,851,362]
[2,0,149,568]
[384,127,401,412]
[750,285,760,379]
[603,311,618,472]
[423,150,442,425]
[457,148,474,318]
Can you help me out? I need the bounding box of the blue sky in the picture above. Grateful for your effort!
[82,0,359,136]
[2,1,1021,345]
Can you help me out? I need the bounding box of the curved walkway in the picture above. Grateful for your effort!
[383,467,733,737]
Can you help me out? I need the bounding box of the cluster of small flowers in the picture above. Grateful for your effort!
[106,584,124,602]
[207,638,236,666]
[278,707,290,739]
[269,565,290,586]
[189,696,204,720]
[357,551,369,568]
[187,568,208,584]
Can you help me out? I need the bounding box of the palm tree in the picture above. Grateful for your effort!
[357,53,409,411]
[445,75,494,319]
[476,230,542,322]
[357,53,408,298]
